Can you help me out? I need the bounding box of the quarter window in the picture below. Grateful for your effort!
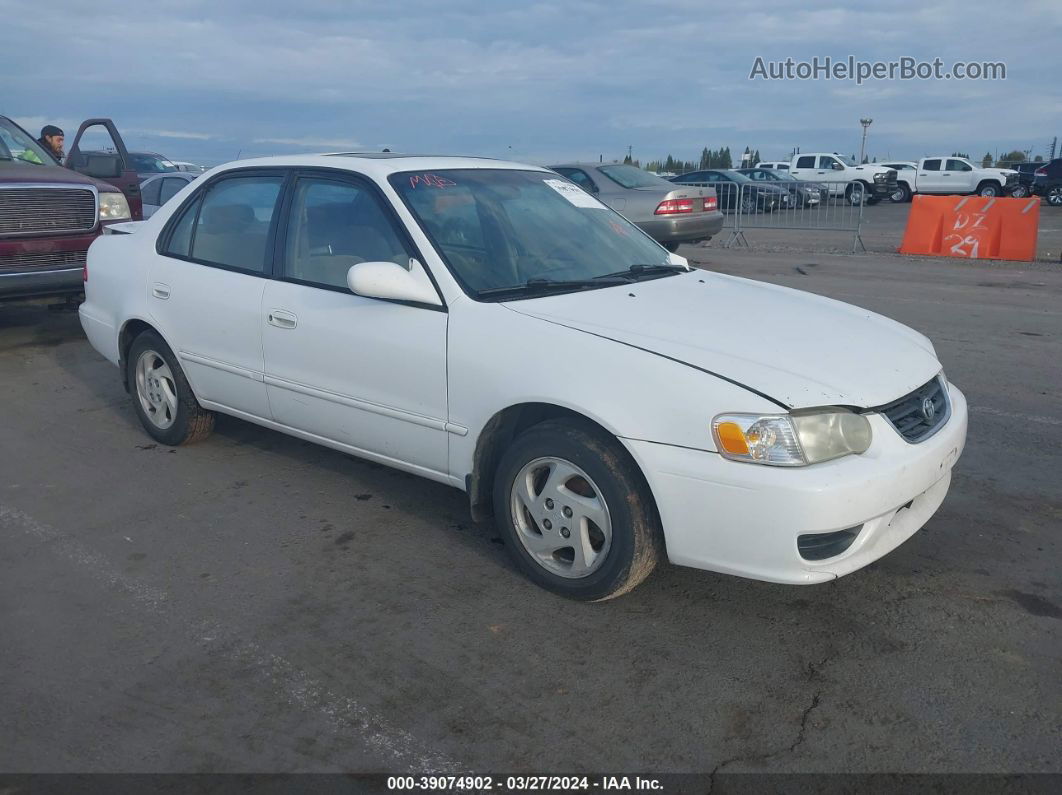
[164,196,199,257]
[282,177,413,289]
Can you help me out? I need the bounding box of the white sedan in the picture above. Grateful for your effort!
[79,154,967,600]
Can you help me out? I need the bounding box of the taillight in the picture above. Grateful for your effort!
[655,198,694,215]
[703,196,718,211]
[1035,167,1047,176]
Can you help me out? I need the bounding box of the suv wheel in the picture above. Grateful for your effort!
[1047,186,1062,206]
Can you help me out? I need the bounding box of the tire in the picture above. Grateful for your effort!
[845,182,867,206]
[127,330,215,446]
[890,183,912,203]
[740,192,756,214]
[1047,186,1062,207]
[492,418,664,601]
[1010,185,1029,199]
[977,182,1001,198]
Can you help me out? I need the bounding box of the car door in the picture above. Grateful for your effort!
[65,119,143,219]
[919,159,945,193]
[149,169,286,419]
[789,155,816,182]
[945,159,976,193]
[260,171,449,476]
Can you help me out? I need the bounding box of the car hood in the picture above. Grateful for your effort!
[0,161,119,193]
[504,270,940,409]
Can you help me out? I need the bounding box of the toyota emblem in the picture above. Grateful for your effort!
[921,396,937,421]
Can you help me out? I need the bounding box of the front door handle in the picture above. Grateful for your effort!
[267,309,297,329]
[151,283,170,299]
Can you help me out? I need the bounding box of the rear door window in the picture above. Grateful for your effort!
[795,156,815,169]
[922,159,942,171]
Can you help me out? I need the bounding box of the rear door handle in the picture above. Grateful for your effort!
[151,283,170,299]
[267,309,297,329]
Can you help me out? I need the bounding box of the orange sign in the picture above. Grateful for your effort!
[899,195,1040,262]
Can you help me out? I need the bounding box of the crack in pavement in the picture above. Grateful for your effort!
[707,656,830,791]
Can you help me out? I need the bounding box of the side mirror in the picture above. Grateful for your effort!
[346,259,442,306]
[667,252,688,267]
[832,162,845,170]
[79,153,123,179]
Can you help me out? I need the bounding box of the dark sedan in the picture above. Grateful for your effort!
[668,169,789,213]
[735,167,825,207]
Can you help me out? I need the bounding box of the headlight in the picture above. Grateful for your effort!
[99,192,131,221]
[712,410,872,466]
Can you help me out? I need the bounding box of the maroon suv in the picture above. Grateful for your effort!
[0,116,143,301]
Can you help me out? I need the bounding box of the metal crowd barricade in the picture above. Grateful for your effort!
[679,179,869,253]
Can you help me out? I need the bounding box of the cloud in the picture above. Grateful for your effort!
[2,0,1059,165]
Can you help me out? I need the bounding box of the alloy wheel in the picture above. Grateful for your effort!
[510,456,613,579]
[135,349,178,430]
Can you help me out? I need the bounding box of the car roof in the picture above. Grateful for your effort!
[210,153,550,179]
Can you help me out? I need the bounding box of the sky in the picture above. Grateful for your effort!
[3,0,1060,168]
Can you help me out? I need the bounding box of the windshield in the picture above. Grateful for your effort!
[390,169,671,298]
[597,164,673,189]
[0,117,56,166]
[130,153,178,173]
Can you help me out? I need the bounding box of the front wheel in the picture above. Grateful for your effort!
[1010,185,1029,199]
[127,330,215,446]
[977,182,1001,198]
[1047,186,1062,207]
[493,419,664,601]
[845,182,867,206]
[891,183,912,203]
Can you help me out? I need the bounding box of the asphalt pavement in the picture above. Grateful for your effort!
[1,244,1059,775]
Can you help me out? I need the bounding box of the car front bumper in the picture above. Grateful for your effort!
[621,382,968,585]
[637,211,724,244]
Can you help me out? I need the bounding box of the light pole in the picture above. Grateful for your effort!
[858,118,873,163]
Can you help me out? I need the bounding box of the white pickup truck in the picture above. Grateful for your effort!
[788,153,897,205]
[879,158,1019,202]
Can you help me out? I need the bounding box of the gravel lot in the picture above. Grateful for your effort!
[1,239,1059,775]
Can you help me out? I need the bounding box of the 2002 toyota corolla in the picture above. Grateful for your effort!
[79,154,967,600]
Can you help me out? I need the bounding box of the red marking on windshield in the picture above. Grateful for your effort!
[409,173,456,189]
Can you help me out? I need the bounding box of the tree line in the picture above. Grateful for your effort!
[641,147,762,174]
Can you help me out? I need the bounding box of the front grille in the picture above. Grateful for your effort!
[877,376,950,443]
[0,249,88,272]
[0,187,97,236]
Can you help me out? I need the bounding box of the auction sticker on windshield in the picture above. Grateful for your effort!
[543,178,607,209]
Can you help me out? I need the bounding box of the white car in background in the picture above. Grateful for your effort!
[79,154,967,600]
[755,160,790,172]
[138,171,199,218]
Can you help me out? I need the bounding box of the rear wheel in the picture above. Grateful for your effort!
[493,419,663,601]
[127,330,214,446]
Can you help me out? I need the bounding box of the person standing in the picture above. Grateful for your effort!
[37,125,65,163]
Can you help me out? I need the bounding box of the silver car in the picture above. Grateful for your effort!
[550,163,723,251]
[139,172,198,219]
